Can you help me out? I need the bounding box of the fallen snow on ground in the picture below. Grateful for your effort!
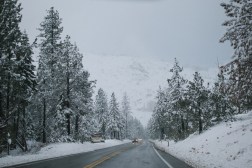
[153,111,252,168]
[0,139,130,167]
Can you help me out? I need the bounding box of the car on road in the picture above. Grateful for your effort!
[132,138,138,143]
[90,133,105,143]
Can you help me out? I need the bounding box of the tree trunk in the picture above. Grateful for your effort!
[6,74,10,126]
[181,115,185,139]
[198,107,202,134]
[67,113,70,136]
[42,98,46,143]
[216,103,220,122]
[14,106,21,148]
[185,118,188,137]
[238,104,241,114]
[125,113,128,139]
[160,127,164,140]
[7,143,10,155]
[0,91,3,145]
[6,73,11,151]
[66,72,71,136]
[75,115,79,136]
[102,122,105,137]
[0,91,3,120]
[22,106,28,151]
[67,73,70,99]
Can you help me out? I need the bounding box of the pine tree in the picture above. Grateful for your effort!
[152,87,168,140]
[107,93,121,139]
[71,70,95,140]
[149,58,189,141]
[167,58,187,139]
[0,0,36,152]
[220,0,252,111]
[36,7,63,143]
[186,72,209,134]
[0,0,23,145]
[51,68,95,142]
[13,31,36,150]
[52,35,84,140]
[121,93,131,139]
[94,88,109,137]
[128,117,145,139]
[147,117,159,139]
[210,72,235,124]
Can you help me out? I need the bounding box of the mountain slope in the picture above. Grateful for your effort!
[83,54,217,126]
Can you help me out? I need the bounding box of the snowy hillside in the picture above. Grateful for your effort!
[83,54,218,126]
[153,111,252,168]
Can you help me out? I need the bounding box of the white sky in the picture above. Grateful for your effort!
[20,0,232,70]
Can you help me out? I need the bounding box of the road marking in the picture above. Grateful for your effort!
[152,145,174,168]
[84,151,120,168]
[83,146,133,168]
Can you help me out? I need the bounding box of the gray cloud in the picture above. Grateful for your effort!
[20,0,232,70]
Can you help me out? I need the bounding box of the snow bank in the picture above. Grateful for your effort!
[152,112,252,168]
[0,139,131,167]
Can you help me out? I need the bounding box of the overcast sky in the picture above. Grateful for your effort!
[20,0,232,70]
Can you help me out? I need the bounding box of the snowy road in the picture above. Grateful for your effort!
[94,141,192,168]
[4,141,192,168]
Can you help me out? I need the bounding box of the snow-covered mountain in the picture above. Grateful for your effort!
[83,54,218,126]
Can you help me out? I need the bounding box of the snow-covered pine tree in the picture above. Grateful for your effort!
[71,70,95,141]
[36,7,63,143]
[107,93,121,139]
[13,31,36,149]
[121,93,131,139]
[220,0,252,111]
[94,88,109,137]
[167,58,187,139]
[186,72,209,134]
[0,0,23,147]
[0,0,36,151]
[152,88,170,139]
[128,117,145,139]
[52,35,84,141]
[210,72,235,125]
[147,117,159,139]
[118,109,125,140]
[0,0,4,129]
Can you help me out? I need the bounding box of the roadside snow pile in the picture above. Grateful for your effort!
[153,111,252,168]
[0,139,130,167]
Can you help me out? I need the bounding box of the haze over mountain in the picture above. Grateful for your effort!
[84,53,218,126]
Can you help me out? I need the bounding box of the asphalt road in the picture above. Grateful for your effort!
[95,141,192,168]
[5,140,192,168]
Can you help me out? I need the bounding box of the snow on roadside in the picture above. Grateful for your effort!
[152,111,252,168]
[0,139,131,167]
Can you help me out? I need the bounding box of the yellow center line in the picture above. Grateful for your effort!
[83,146,134,168]
[84,151,120,168]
